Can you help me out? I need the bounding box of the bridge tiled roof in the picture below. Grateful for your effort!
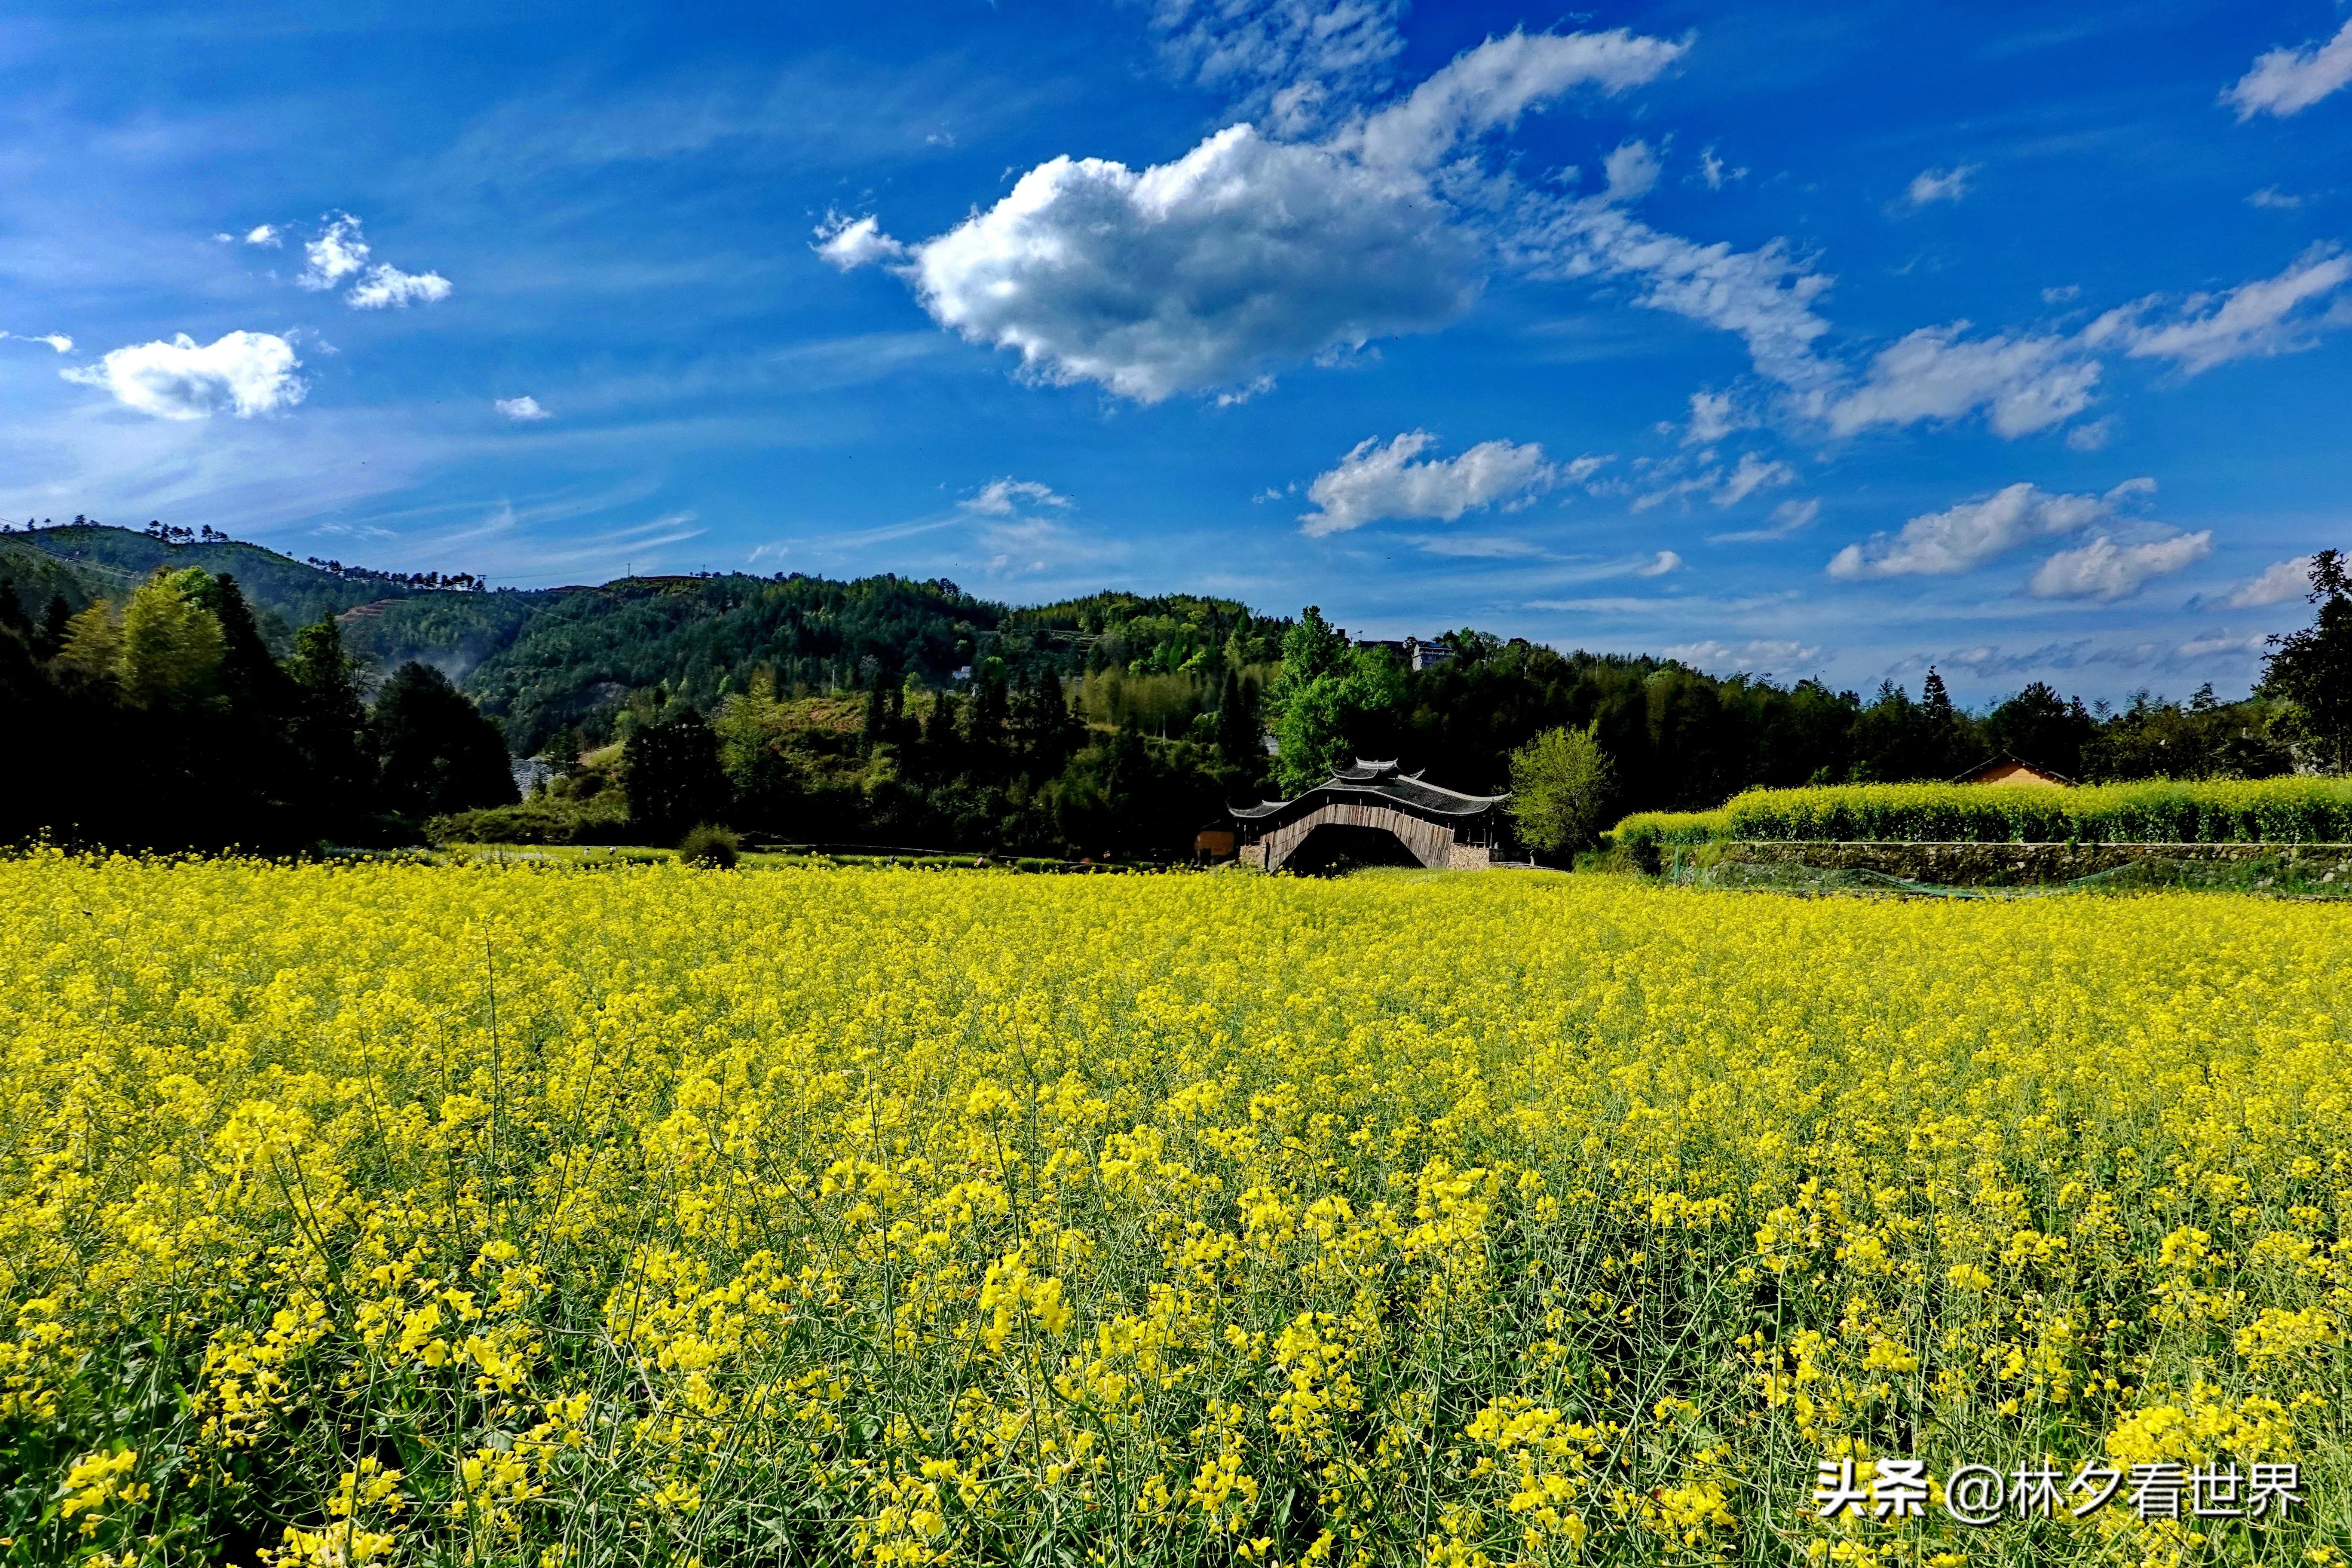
[1230,759,1508,821]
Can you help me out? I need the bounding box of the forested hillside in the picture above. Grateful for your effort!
[3,523,2325,859]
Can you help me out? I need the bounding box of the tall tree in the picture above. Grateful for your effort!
[2260,548,2352,771]
[1507,723,1617,857]
[1265,607,1403,794]
[286,615,375,813]
[373,662,520,818]
[625,705,729,838]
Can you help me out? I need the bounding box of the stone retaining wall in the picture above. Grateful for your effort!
[1705,841,2352,885]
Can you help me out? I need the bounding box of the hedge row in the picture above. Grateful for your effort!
[1611,778,2352,850]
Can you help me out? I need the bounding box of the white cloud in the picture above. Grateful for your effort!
[2086,246,2350,374]
[2227,555,2315,607]
[848,28,1684,401]
[1151,0,1406,136]
[813,212,906,270]
[2041,284,2081,304]
[1663,638,1820,673]
[1712,450,1793,507]
[962,477,1075,515]
[1697,145,1743,189]
[1713,496,1820,543]
[297,214,452,309]
[1299,429,1559,535]
[1824,322,2099,437]
[2064,417,2112,451]
[2222,17,2352,119]
[244,224,282,247]
[61,331,305,420]
[1516,200,1837,391]
[1827,479,2143,579]
[494,395,550,421]
[1902,165,1977,207]
[346,264,453,309]
[2248,187,2304,209]
[1634,548,1681,576]
[1602,139,1661,203]
[1682,389,1746,446]
[2029,531,2213,600]
[0,331,73,353]
[299,215,371,290]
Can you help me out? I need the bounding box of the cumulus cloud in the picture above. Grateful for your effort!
[495,395,550,421]
[1824,323,2100,437]
[1602,139,1661,202]
[297,214,453,309]
[962,478,1075,515]
[61,331,305,420]
[1151,0,1406,135]
[2086,246,2350,374]
[839,28,1684,401]
[1902,165,1977,207]
[299,215,371,290]
[1826,479,2145,579]
[244,224,282,247]
[813,212,906,270]
[0,331,73,353]
[2222,17,2352,119]
[2227,555,2315,607]
[1299,430,1559,536]
[2029,532,2213,600]
[347,264,453,309]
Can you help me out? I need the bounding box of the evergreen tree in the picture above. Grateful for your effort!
[625,706,729,838]
[286,615,375,814]
[1214,666,1262,774]
[2260,548,2352,771]
[374,662,520,818]
[37,595,71,660]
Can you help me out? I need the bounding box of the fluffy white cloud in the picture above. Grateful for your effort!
[1151,0,1404,135]
[0,331,72,353]
[813,213,906,270]
[962,478,1074,514]
[62,331,305,420]
[347,265,453,309]
[1824,324,2100,437]
[1902,165,1976,207]
[297,214,453,309]
[2086,246,2350,374]
[1601,139,1661,202]
[244,224,282,247]
[1299,430,1558,535]
[300,215,371,289]
[839,29,1684,401]
[2029,531,2213,600]
[2227,555,2315,607]
[1827,479,2143,579]
[494,395,550,421]
[2223,17,2352,119]
[1712,450,1793,507]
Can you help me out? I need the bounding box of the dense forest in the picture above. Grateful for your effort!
[3,522,2340,858]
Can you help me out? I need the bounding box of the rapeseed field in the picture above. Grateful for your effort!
[3,852,2348,1567]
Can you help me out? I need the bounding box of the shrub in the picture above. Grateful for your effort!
[1608,776,2352,847]
[677,821,740,869]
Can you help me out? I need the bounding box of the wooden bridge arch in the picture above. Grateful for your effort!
[1252,800,1458,871]
[1228,760,1512,872]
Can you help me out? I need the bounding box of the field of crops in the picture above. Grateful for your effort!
[1613,777,2352,851]
[5,854,2350,1567]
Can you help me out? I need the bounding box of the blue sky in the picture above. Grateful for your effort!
[5,0,2350,701]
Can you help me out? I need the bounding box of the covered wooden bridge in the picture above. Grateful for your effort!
[1216,759,1514,871]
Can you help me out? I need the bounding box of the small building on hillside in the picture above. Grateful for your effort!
[1951,753,2076,789]
[1227,759,1513,871]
